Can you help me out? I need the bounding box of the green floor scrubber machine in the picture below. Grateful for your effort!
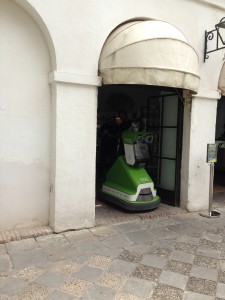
[100,130,160,211]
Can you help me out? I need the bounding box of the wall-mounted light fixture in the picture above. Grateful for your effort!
[204,17,225,62]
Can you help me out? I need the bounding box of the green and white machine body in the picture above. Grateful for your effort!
[101,131,160,211]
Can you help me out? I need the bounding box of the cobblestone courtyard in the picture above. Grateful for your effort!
[0,197,225,299]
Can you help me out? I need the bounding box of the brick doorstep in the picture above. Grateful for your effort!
[0,226,53,244]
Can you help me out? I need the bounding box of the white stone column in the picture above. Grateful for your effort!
[49,71,102,232]
[180,90,220,212]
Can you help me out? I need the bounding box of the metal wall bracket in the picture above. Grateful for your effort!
[204,18,225,62]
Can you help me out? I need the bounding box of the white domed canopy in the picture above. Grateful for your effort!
[99,20,200,93]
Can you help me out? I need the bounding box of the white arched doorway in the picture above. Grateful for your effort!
[0,0,52,230]
[97,20,199,208]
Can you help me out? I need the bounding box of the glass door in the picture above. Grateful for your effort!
[146,92,183,206]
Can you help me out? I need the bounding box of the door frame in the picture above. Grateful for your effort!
[147,88,184,206]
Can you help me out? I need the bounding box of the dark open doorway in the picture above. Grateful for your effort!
[96,84,184,208]
[214,96,225,193]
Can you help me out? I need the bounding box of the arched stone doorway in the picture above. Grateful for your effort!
[96,19,200,210]
[0,0,53,230]
[214,63,225,193]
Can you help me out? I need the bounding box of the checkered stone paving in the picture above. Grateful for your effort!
[1,207,225,299]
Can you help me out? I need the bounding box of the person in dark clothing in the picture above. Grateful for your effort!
[99,115,118,177]
[117,110,132,156]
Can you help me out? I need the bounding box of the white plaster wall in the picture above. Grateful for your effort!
[185,95,218,211]
[0,0,51,230]
[25,0,225,86]
[50,83,97,232]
